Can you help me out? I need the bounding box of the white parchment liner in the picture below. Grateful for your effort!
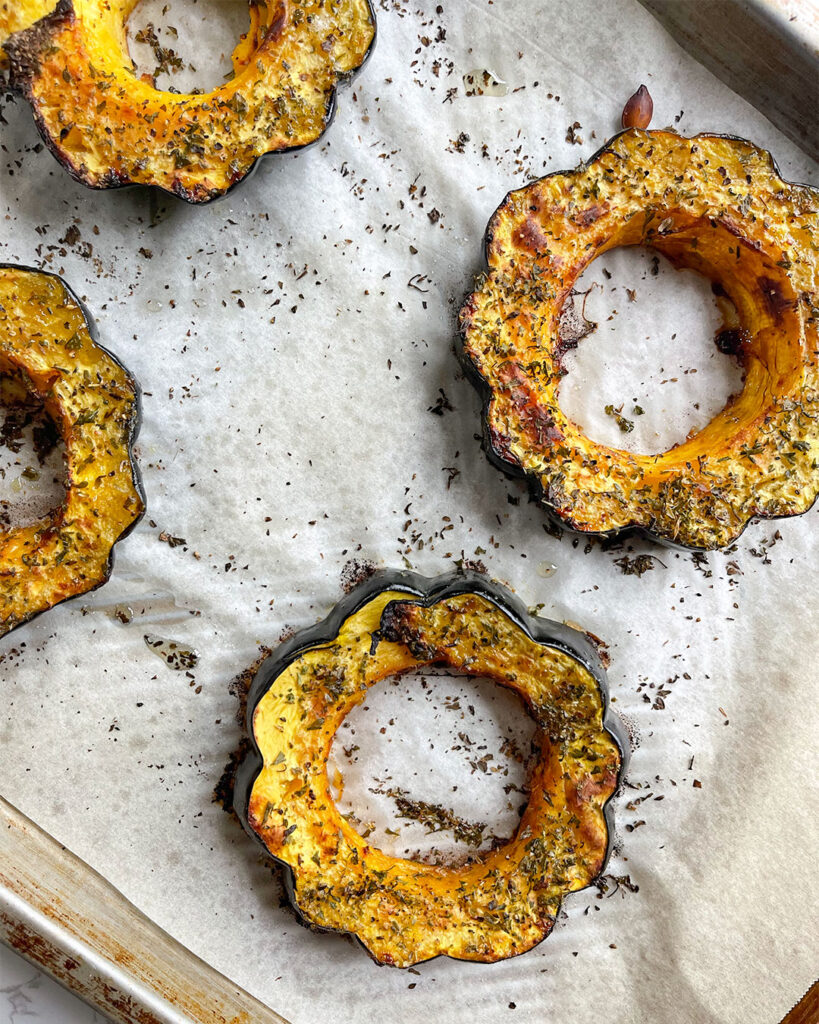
[0,2,817,1022]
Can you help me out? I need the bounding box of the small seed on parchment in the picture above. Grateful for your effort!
[621,85,653,129]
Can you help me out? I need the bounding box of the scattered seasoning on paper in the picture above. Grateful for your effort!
[453,557,487,574]
[227,647,272,726]
[463,68,508,97]
[604,404,635,433]
[0,378,61,463]
[595,873,640,897]
[340,558,378,594]
[446,132,470,154]
[213,737,252,819]
[143,634,199,671]
[132,22,186,82]
[113,604,134,624]
[158,530,187,548]
[213,647,275,819]
[428,388,454,415]
[372,783,487,847]
[614,554,664,577]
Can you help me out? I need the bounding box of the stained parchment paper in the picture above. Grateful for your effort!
[1,2,817,1022]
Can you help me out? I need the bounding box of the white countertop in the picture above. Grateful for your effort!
[0,943,109,1024]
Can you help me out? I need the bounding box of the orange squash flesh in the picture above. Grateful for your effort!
[461,130,819,549]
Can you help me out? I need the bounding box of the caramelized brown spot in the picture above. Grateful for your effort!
[575,203,609,227]
[497,363,563,447]
[714,327,750,357]
[758,275,791,323]
[513,216,549,254]
[379,602,440,661]
[266,3,289,43]
[487,423,518,464]
[721,216,763,252]
[525,404,563,446]
[573,768,618,803]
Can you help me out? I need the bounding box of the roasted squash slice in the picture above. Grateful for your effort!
[461,130,819,550]
[6,0,375,202]
[0,265,144,636]
[236,570,624,967]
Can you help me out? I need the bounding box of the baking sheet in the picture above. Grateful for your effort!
[0,1,817,1022]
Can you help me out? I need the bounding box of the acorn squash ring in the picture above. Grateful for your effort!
[5,0,376,203]
[0,264,144,637]
[460,129,819,550]
[235,569,626,968]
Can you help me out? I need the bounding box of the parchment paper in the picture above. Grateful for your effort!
[1,2,817,1022]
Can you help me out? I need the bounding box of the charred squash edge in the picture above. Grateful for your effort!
[0,262,145,636]
[458,129,819,552]
[0,0,57,72]
[6,0,377,205]
[234,567,628,967]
